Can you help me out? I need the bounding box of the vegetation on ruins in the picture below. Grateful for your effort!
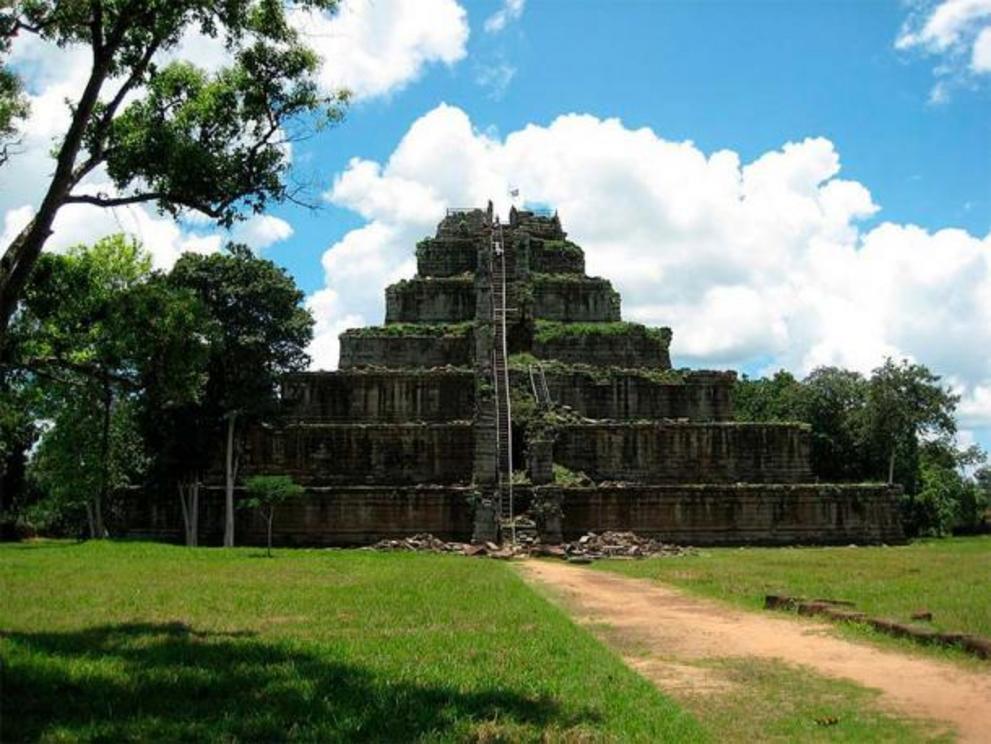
[0,541,705,742]
[736,362,988,536]
[241,474,303,557]
[0,0,348,341]
[343,322,474,338]
[508,352,688,384]
[0,237,313,543]
[533,319,671,344]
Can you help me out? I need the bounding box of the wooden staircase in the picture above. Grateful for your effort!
[491,219,516,541]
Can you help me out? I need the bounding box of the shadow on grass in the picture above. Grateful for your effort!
[2,622,591,741]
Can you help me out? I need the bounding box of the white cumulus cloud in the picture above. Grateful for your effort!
[307,104,991,451]
[292,0,469,101]
[896,0,991,100]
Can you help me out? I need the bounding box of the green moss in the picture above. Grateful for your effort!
[508,354,688,384]
[343,322,474,338]
[539,239,584,259]
[553,463,593,487]
[534,320,671,345]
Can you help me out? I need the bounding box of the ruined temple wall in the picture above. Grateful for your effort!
[416,238,478,277]
[551,484,904,545]
[533,325,672,368]
[535,371,735,421]
[338,331,473,369]
[528,240,585,274]
[241,423,474,485]
[553,422,813,483]
[121,486,475,546]
[532,278,621,322]
[280,371,475,422]
[385,279,475,323]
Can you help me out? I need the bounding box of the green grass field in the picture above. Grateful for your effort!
[0,541,702,743]
[594,536,991,644]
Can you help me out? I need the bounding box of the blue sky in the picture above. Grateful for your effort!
[3,0,990,453]
[270,0,989,295]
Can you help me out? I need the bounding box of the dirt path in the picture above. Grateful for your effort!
[520,560,991,742]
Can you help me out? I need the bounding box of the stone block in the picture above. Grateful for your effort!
[338,326,473,369]
[280,370,475,422]
[415,237,478,277]
[532,276,621,322]
[554,422,814,484]
[533,321,672,368]
[385,277,475,323]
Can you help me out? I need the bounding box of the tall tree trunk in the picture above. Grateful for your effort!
[0,57,110,337]
[888,450,896,485]
[266,508,273,558]
[178,478,201,547]
[85,501,96,540]
[95,382,112,539]
[190,478,199,548]
[224,413,237,547]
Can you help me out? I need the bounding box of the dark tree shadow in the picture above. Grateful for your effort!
[1,622,594,742]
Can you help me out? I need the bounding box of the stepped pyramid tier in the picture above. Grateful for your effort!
[122,204,904,547]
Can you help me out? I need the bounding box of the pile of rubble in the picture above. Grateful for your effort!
[368,530,693,561]
[562,531,695,560]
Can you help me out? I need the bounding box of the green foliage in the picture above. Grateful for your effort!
[169,244,313,418]
[242,474,303,511]
[735,360,981,536]
[0,542,703,742]
[552,463,592,487]
[0,0,348,332]
[534,320,671,344]
[343,322,474,338]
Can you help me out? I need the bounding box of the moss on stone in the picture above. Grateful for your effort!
[343,322,474,338]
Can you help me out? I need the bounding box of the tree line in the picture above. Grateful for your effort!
[736,365,989,536]
[0,236,312,544]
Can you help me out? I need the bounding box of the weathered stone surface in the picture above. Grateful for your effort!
[385,277,475,323]
[554,422,813,484]
[416,237,478,277]
[554,483,904,545]
[121,485,474,546]
[241,422,474,485]
[533,322,672,368]
[281,370,475,422]
[338,327,473,369]
[532,276,621,322]
[533,369,735,421]
[528,239,585,274]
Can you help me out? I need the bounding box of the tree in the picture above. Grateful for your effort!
[865,358,958,487]
[11,235,153,536]
[29,392,146,538]
[241,474,302,556]
[734,370,804,423]
[800,367,870,481]
[132,275,217,546]
[169,244,312,547]
[0,0,347,339]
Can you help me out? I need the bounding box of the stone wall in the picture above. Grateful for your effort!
[280,370,475,422]
[528,240,585,275]
[339,328,473,369]
[538,370,735,421]
[241,423,474,485]
[553,422,813,483]
[385,278,475,323]
[532,277,621,322]
[550,483,904,545]
[416,238,478,277]
[120,486,474,546]
[533,322,672,368]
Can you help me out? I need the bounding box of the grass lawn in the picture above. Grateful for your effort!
[0,540,702,743]
[594,536,991,652]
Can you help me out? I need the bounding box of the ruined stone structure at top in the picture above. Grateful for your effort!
[125,204,904,545]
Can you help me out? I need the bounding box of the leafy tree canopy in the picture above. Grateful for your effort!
[0,0,348,334]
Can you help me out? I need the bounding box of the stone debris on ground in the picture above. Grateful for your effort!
[367,530,694,561]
